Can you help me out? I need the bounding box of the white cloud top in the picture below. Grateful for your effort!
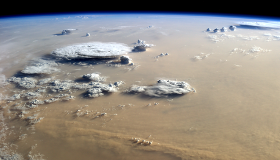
[51,42,131,59]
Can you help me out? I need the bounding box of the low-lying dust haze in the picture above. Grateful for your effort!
[1,14,280,160]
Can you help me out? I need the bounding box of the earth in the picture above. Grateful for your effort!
[1,13,280,160]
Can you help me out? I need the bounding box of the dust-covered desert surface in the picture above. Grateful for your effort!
[1,14,280,160]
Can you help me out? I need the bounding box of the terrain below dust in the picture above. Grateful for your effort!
[1,15,280,160]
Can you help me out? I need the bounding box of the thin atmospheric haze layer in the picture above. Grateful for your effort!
[1,13,280,160]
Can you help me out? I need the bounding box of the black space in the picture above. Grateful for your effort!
[1,5,280,20]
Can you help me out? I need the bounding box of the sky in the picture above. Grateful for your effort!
[1,5,280,20]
